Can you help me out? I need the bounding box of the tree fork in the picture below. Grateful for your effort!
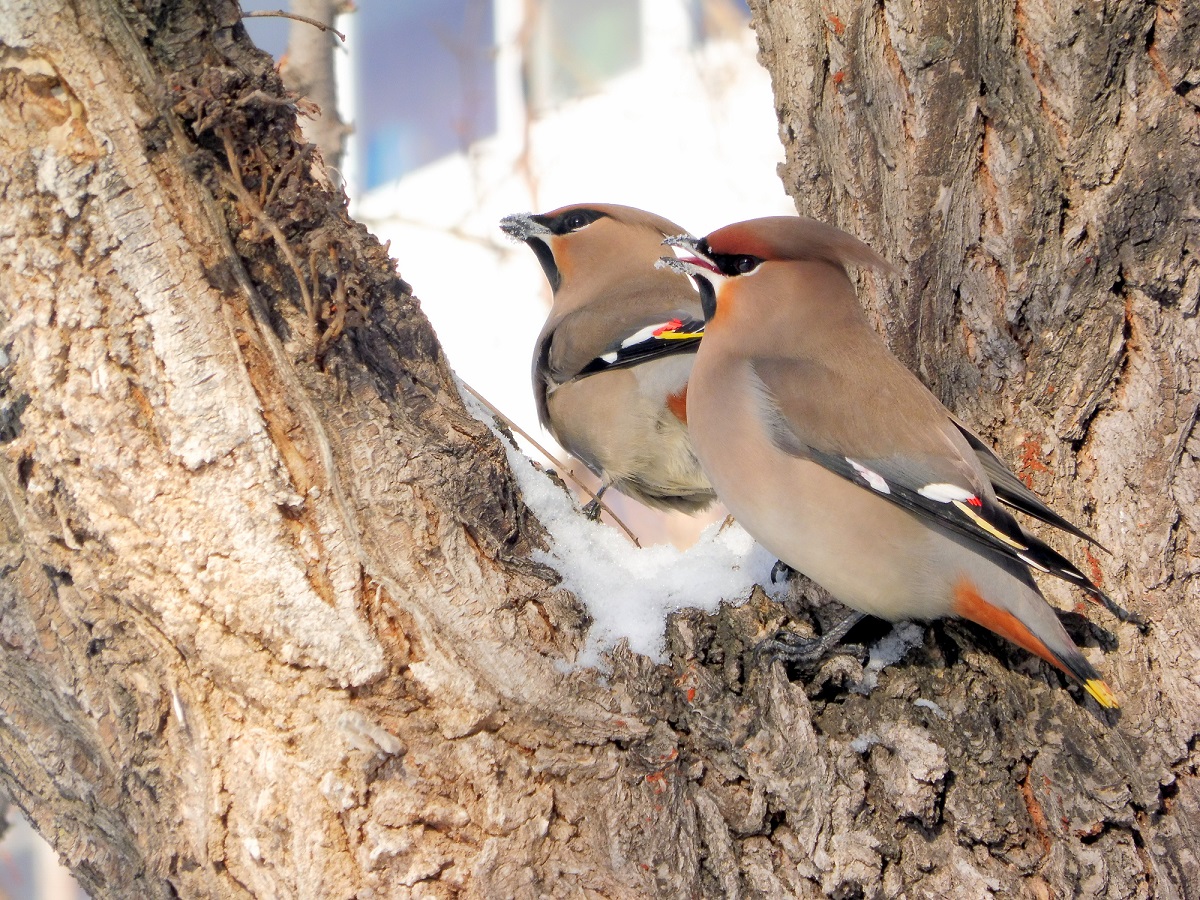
[0,0,1197,897]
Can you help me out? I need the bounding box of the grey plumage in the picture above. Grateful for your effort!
[501,204,715,512]
[664,216,1119,707]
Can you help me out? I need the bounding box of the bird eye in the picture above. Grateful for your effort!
[550,209,605,234]
[711,252,764,277]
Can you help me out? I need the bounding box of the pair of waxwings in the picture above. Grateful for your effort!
[500,204,1131,709]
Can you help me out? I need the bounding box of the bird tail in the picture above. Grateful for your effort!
[953,577,1118,709]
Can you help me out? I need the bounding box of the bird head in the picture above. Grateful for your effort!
[683,216,893,274]
[659,217,896,323]
[500,204,688,296]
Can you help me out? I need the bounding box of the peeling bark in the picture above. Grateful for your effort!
[0,0,1196,898]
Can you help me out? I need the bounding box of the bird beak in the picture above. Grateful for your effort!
[658,234,720,277]
[657,235,720,323]
[499,212,552,242]
[663,233,703,253]
[655,255,718,278]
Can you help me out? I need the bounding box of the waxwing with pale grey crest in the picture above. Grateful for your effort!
[658,215,1134,708]
[500,203,715,514]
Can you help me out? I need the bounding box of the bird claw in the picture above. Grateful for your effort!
[755,630,865,668]
[1097,594,1147,629]
[754,631,822,665]
[581,498,603,520]
[753,610,868,670]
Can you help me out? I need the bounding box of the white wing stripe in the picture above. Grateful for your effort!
[848,459,891,494]
[917,482,977,503]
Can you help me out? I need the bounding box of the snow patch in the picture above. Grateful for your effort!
[462,383,777,667]
[912,698,948,719]
[243,837,262,862]
[338,711,405,756]
[853,623,924,695]
[850,733,879,754]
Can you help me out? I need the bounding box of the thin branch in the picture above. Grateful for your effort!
[244,9,346,42]
[234,89,303,110]
[366,212,508,255]
[458,381,642,548]
[306,248,321,335]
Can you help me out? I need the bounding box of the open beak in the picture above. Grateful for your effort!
[658,234,720,276]
[656,255,718,278]
[658,235,720,323]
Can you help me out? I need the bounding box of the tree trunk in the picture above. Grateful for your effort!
[279,0,347,173]
[747,0,1200,892]
[0,1,1195,899]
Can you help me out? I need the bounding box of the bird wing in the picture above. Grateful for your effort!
[531,327,555,429]
[541,303,704,386]
[748,357,1111,604]
[534,306,703,429]
[574,316,705,377]
[949,417,1106,549]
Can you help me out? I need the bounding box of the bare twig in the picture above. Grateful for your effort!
[263,146,307,212]
[366,212,508,255]
[458,381,642,548]
[244,9,346,42]
[234,89,302,110]
[251,145,271,207]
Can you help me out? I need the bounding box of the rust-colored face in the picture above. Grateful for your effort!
[705,273,753,328]
[520,203,690,297]
[535,206,611,290]
[704,215,893,275]
[685,215,895,330]
[676,224,771,329]
[704,220,779,261]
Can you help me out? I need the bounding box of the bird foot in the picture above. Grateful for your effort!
[756,631,866,669]
[1097,594,1147,630]
[753,610,867,669]
[581,498,603,521]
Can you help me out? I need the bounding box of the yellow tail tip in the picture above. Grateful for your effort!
[1084,679,1119,709]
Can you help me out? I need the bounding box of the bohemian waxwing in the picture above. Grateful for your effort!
[659,215,1126,708]
[500,204,715,513]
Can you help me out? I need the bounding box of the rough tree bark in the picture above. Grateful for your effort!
[0,1,1196,899]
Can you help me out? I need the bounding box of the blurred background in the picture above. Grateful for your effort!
[2,1,791,893]
[335,0,794,549]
